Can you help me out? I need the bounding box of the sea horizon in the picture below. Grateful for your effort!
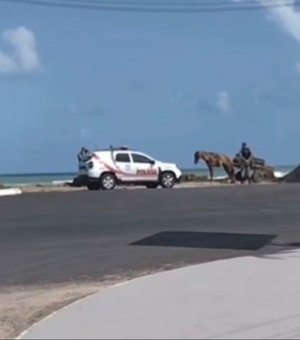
[0,163,297,177]
[0,164,296,187]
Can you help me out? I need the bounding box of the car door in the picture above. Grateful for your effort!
[113,151,135,182]
[130,152,159,182]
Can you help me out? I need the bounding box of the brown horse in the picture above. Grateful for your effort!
[194,151,235,183]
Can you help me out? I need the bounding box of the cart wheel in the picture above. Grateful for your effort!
[235,170,243,182]
[252,170,264,183]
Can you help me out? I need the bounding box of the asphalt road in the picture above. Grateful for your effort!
[1,183,300,287]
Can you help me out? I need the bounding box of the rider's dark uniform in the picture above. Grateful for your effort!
[239,143,253,183]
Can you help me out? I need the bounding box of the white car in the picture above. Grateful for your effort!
[77,146,182,190]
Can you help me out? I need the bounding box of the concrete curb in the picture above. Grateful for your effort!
[18,250,300,339]
[16,259,226,339]
[15,271,163,340]
[0,188,22,197]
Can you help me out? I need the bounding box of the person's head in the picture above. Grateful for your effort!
[242,142,247,148]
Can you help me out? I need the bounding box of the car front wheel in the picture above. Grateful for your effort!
[160,171,176,189]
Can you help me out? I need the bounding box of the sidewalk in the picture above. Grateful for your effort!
[19,249,300,339]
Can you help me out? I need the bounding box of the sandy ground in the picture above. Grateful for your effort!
[12,180,276,194]
[20,185,86,194]
[0,278,129,340]
[0,283,105,339]
[0,268,177,340]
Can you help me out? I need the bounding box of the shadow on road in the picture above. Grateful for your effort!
[130,231,277,251]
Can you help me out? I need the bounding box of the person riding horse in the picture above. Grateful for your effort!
[238,142,253,183]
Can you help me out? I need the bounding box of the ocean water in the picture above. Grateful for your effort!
[0,173,75,187]
[0,165,295,187]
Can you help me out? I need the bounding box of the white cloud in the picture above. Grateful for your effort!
[216,91,232,114]
[234,0,300,42]
[0,26,41,75]
[233,0,300,74]
[258,0,300,76]
[259,0,300,43]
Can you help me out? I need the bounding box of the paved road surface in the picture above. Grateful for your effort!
[1,184,300,286]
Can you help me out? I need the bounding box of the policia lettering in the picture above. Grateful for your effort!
[136,169,158,175]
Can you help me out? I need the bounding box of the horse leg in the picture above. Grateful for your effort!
[231,165,236,183]
[207,163,213,181]
[223,164,230,183]
[224,164,235,183]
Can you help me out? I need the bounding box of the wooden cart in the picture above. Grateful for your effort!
[232,154,275,183]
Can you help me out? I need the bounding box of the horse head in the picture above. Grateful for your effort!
[194,151,200,164]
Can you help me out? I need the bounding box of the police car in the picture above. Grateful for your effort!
[77,146,182,190]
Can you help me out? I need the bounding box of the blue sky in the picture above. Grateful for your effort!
[0,0,300,173]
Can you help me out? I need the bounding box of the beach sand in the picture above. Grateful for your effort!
[9,180,276,195]
[0,269,168,339]
[0,283,109,339]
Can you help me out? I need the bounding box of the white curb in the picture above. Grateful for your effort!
[0,188,22,197]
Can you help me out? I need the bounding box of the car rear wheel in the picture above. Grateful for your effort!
[87,181,100,190]
[100,173,116,190]
[160,171,176,189]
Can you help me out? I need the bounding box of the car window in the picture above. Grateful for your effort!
[131,153,153,163]
[115,153,130,163]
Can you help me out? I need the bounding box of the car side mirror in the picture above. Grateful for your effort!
[150,160,155,165]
